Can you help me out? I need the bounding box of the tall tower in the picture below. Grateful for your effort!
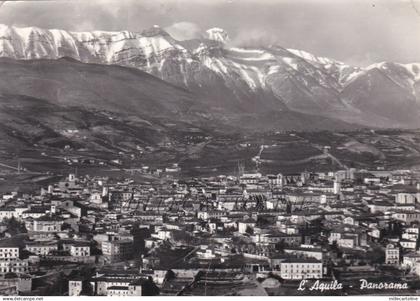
[276,173,284,189]
[17,159,22,174]
[102,186,109,197]
[333,180,341,194]
[237,161,244,178]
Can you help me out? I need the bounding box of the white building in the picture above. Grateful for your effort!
[395,193,417,205]
[69,280,83,296]
[385,244,400,265]
[0,259,29,274]
[0,247,19,259]
[403,252,420,272]
[26,241,58,256]
[70,244,90,257]
[279,259,323,279]
[391,210,420,224]
[101,239,133,262]
[238,219,256,234]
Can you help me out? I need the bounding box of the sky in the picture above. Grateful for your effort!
[0,0,419,66]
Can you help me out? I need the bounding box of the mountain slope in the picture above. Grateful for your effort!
[0,57,355,131]
[0,58,358,175]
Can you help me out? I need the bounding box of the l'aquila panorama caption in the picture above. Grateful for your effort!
[298,280,409,292]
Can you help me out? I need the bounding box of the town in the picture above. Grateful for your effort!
[0,167,419,296]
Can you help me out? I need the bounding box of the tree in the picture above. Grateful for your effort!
[366,246,385,264]
[331,241,342,258]
[165,270,176,282]
[141,277,160,296]
[80,281,94,296]
[245,226,254,235]
[4,216,26,235]
[256,216,271,227]
[275,240,285,252]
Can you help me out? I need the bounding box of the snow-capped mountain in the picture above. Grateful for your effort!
[205,27,230,43]
[0,23,419,128]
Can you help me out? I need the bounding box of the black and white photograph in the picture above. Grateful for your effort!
[0,0,418,298]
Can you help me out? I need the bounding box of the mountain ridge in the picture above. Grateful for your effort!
[0,24,419,128]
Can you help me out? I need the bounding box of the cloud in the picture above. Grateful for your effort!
[229,29,280,48]
[165,22,203,40]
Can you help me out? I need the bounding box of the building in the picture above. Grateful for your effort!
[0,208,18,220]
[385,244,400,265]
[402,252,420,272]
[0,246,19,259]
[391,210,420,224]
[238,218,256,234]
[101,239,133,262]
[69,280,83,296]
[400,239,417,250]
[395,193,417,205]
[283,247,323,261]
[107,283,142,296]
[240,173,262,185]
[91,272,145,296]
[69,242,91,257]
[267,174,283,189]
[26,241,58,256]
[279,258,323,279]
[0,259,29,274]
[33,215,64,232]
[333,181,341,195]
[90,192,103,204]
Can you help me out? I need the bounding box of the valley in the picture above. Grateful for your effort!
[1,125,420,193]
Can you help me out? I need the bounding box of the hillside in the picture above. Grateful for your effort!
[0,58,357,176]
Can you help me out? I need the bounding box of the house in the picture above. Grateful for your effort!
[101,239,133,262]
[0,258,29,274]
[69,280,83,296]
[267,174,283,189]
[385,244,400,265]
[253,232,301,246]
[90,272,146,296]
[366,199,394,213]
[151,229,173,241]
[108,281,142,296]
[402,252,420,272]
[238,218,256,234]
[33,215,64,232]
[144,237,161,249]
[197,210,227,221]
[196,247,216,259]
[402,231,418,241]
[107,286,129,296]
[283,247,323,261]
[0,246,19,259]
[26,241,58,256]
[337,235,357,249]
[400,239,417,250]
[391,210,420,224]
[395,193,417,205]
[70,242,91,257]
[90,192,103,204]
[0,208,18,220]
[240,173,262,185]
[22,207,49,219]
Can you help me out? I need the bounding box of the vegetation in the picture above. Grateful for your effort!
[3,216,27,235]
